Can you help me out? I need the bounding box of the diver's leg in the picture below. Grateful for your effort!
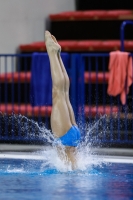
[56,146,77,169]
[51,35,77,126]
[45,31,72,137]
[58,53,77,126]
[65,147,77,169]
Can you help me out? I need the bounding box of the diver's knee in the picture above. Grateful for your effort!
[52,87,65,98]
[53,77,65,91]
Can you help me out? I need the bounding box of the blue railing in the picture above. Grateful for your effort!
[0,52,132,146]
[0,54,46,143]
[0,53,78,144]
[75,53,133,145]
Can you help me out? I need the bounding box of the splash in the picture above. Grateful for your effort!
[0,113,114,173]
[0,113,54,144]
[35,115,111,172]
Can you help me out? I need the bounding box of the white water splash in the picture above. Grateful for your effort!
[35,115,110,172]
[0,114,110,173]
[36,142,103,173]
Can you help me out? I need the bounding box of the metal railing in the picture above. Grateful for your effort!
[121,20,133,51]
[0,53,77,144]
[74,53,133,146]
[0,54,50,144]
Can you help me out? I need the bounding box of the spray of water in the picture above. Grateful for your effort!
[34,115,111,172]
[0,113,116,173]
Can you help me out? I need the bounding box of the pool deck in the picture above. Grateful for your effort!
[0,144,133,156]
[0,144,133,164]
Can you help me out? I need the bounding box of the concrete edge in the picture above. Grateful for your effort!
[0,144,133,156]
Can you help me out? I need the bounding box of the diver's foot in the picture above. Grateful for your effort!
[45,31,61,54]
[51,35,58,44]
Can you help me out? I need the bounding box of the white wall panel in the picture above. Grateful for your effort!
[0,0,75,54]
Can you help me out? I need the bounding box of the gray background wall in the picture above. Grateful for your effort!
[0,0,75,54]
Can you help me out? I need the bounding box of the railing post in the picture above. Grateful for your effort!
[70,53,79,121]
[120,20,133,51]
[77,54,85,135]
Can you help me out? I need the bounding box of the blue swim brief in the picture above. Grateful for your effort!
[53,125,81,147]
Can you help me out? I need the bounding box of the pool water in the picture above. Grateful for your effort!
[0,157,133,200]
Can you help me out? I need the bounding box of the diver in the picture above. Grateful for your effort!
[45,31,81,169]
